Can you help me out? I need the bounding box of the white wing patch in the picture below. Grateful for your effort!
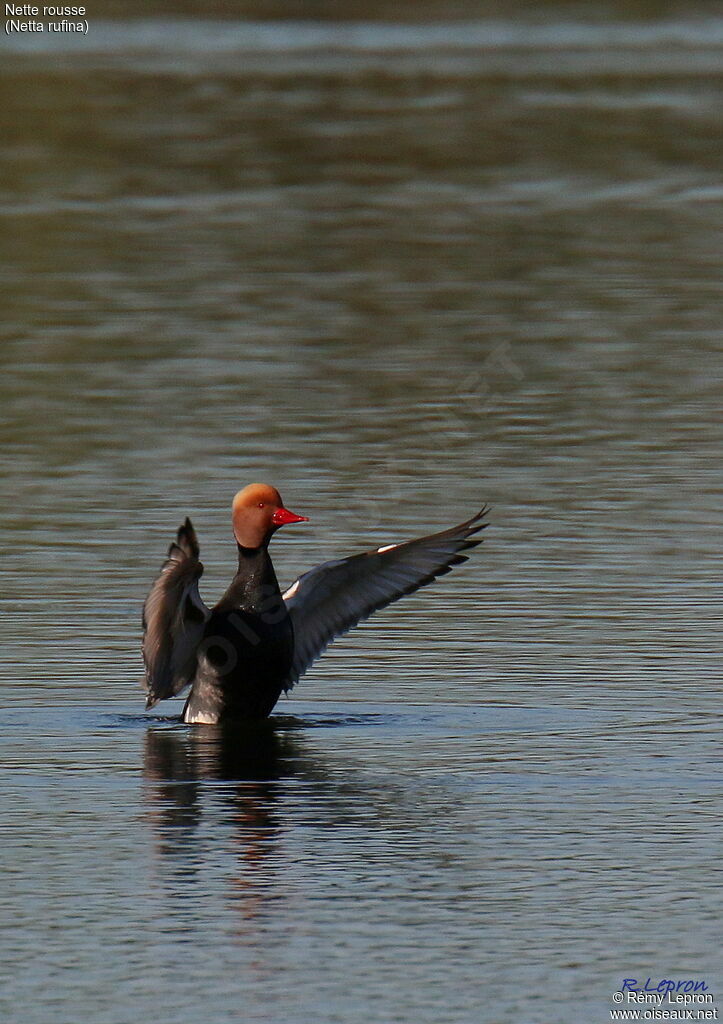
[376,543,398,554]
[283,579,300,600]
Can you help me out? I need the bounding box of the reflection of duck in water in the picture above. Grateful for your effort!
[143,723,305,923]
[142,483,488,724]
[144,719,296,785]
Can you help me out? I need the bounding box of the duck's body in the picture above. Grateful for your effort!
[142,483,488,724]
[182,544,293,723]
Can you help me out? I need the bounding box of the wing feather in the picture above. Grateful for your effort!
[282,506,488,687]
[142,518,210,709]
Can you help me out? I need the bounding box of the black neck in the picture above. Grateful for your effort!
[215,544,281,613]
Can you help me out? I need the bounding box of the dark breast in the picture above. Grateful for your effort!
[192,603,294,720]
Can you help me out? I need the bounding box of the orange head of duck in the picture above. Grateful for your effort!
[232,483,308,549]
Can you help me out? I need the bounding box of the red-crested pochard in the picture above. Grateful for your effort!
[142,483,488,724]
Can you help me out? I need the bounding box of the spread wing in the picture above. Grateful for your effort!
[282,507,488,688]
[142,518,210,709]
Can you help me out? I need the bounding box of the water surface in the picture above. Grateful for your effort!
[0,9,721,1023]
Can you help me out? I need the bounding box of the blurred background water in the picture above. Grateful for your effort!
[0,3,721,1023]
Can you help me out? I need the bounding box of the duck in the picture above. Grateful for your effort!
[142,483,488,724]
